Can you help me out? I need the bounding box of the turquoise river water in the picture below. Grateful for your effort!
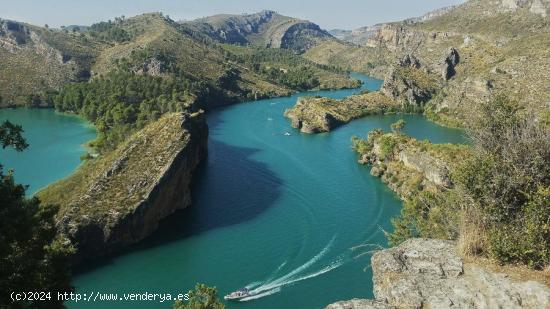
[0,108,96,194]
[0,74,466,308]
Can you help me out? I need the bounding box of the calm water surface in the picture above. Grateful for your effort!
[0,74,466,308]
[0,109,96,193]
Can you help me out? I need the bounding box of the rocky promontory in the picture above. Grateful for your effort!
[353,131,468,199]
[39,112,208,263]
[327,238,550,309]
[284,92,399,133]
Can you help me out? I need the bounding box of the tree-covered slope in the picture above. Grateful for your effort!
[0,13,356,107]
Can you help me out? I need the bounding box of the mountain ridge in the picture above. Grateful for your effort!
[183,10,334,53]
[0,12,356,107]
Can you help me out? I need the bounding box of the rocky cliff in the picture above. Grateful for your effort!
[185,10,333,53]
[284,92,399,133]
[0,19,82,105]
[39,112,208,263]
[306,0,550,126]
[327,239,550,309]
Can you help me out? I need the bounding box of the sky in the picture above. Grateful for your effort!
[1,0,466,30]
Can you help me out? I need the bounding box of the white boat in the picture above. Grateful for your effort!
[284,132,291,136]
[224,288,250,300]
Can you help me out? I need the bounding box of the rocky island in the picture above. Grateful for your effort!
[284,92,399,133]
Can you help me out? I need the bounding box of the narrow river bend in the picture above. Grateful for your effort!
[1,74,466,308]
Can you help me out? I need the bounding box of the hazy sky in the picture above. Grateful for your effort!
[2,0,466,30]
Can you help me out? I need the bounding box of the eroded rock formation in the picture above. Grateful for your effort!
[327,239,550,309]
[40,112,208,264]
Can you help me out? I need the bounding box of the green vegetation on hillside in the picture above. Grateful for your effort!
[455,96,549,268]
[354,97,550,269]
[0,122,72,308]
[52,70,204,151]
[1,12,358,107]
[89,19,131,43]
[220,45,359,90]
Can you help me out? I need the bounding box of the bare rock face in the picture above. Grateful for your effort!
[0,19,67,64]
[380,68,435,107]
[500,0,549,16]
[133,58,165,76]
[327,239,550,309]
[441,47,460,80]
[398,150,452,188]
[187,10,332,53]
[327,299,393,309]
[399,54,421,69]
[44,112,208,264]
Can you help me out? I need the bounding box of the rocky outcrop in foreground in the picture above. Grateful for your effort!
[39,112,208,263]
[284,92,399,133]
[327,239,550,309]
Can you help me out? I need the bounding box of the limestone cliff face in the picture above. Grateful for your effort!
[397,150,452,188]
[358,133,455,199]
[0,19,80,105]
[40,112,208,264]
[327,239,550,309]
[500,0,549,16]
[186,10,332,53]
[308,0,550,126]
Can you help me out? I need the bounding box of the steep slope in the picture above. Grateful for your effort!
[0,19,103,105]
[329,26,381,46]
[38,112,208,263]
[184,10,333,53]
[1,13,356,107]
[305,0,550,126]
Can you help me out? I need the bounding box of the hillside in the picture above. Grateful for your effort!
[0,19,103,105]
[38,112,208,263]
[305,0,550,126]
[184,10,334,53]
[0,13,356,107]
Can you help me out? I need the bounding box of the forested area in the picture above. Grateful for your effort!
[0,122,72,307]
[53,70,207,151]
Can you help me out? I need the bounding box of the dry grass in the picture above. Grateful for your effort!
[464,255,550,286]
[457,206,488,258]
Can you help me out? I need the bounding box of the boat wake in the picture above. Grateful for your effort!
[239,236,345,301]
[239,287,281,301]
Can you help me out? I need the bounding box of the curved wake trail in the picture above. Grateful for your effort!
[245,281,262,289]
[239,287,281,302]
[242,258,345,301]
[274,258,343,289]
[249,236,337,295]
[246,260,288,290]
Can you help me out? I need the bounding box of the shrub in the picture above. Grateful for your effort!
[454,95,550,268]
[378,135,398,159]
[351,135,373,154]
